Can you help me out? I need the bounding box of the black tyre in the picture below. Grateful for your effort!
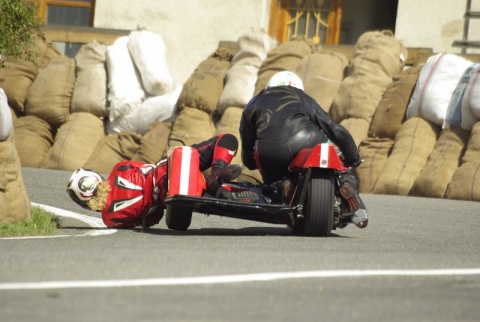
[165,205,193,231]
[303,170,335,237]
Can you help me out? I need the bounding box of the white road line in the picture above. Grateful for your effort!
[1,269,479,290]
[0,203,116,240]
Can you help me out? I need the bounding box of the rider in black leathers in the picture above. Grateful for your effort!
[239,71,368,227]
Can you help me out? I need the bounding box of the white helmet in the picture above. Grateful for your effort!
[66,168,104,209]
[265,71,304,91]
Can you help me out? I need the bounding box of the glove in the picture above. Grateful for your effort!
[345,155,362,168]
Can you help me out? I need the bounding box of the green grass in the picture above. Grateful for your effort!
[0,206,60,237]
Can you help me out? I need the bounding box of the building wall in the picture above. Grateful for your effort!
[93,0,269,85]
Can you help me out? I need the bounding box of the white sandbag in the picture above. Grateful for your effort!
[406,53,472,126]
[0,88,13,141]
[461,64,480,131]
[106,36,146,121]
[217,32,276,113]
[127,30,174,96]
[107,85,182,135]
[443,63,479,129]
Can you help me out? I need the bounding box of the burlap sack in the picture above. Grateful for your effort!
[167,106,216,152]
[296,51,348,113]
[339,117,370,148]
[0,132,31,224]
[217,32,277,114]
[71,42,109,117]
[330,30,408,124]
[131,120,172,163]
[177,45,234,114]
[0,161,12,219]
[445,162,480,201]
[368,66,421,139]
[13,115,53,168]
[31,33,62,68]
[41,113,105,171]
[410,126,470,198]
[25,56,75,128]
[214,106,263,183]
[373,117,440,196]
[254,38,315,94]
[83,132,142,174]
[0,60,38,113]
[356,137,394,193]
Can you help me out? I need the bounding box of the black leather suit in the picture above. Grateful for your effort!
[240,86,361,184]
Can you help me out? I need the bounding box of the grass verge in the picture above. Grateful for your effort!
[0,206,60,237]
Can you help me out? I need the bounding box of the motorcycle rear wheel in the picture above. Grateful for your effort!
[165,205,192,231]
[303,170,335,237]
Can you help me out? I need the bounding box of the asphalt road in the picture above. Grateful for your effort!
[0,167,479,322]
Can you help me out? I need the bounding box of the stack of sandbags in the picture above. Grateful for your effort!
[217,31,277,114]
[331,30,408,147]
[24,56,76,129]
[41,113,106,171]
[445,122,480,201]
[131,120,172,163]
[296,51,348,113]
[406,53,472,127]
[71,41,109,118]
[170,43,236,151]
[373,117,440,196]
[83,132,143,174]
[410,126,470,198]
[14,116,53,168]
[0,89,31,224]
[356,66,421,193]
[254,38,315,94]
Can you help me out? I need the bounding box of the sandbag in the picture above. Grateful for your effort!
[166,106,216,157]
[0,60,38,113]
[83,132,142,174]
[106,36,146,121]
[368,66,421,139]
[0,89,13,140]
[25,56,75,128]
[254,38,314,94]
[71,42,109,117]
[0,132,31,224]
[410,126,470,198]
[461,64,480,131]
[406,53,472,127]
[373,117,440,196]
[14,115,53,168]
[106,85,182,135]
[31,33,62,68]
[177,45,234,114]
[356,137,394,193]
[217,32,277,114]
[331,30,407,124]
[296,51,348,113]
[339,117,370,148]
[41,113,105,171]
[131,120,172,163]
[127,30,174,96]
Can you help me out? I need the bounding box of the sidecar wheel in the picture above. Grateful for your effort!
[165,205,192,231]
[303,170,335,237]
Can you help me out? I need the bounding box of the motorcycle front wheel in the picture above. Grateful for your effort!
[165,205,193,231]
[302,169,335,237]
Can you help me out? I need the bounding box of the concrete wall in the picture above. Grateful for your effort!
[396,0,479,54]
[93,0,269,85]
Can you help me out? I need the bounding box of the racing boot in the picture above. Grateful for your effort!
[217,187,259,203]
[339,182,368,228]
[206,160,242,196]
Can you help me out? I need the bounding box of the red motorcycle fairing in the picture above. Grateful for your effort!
[288,143,347,172]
